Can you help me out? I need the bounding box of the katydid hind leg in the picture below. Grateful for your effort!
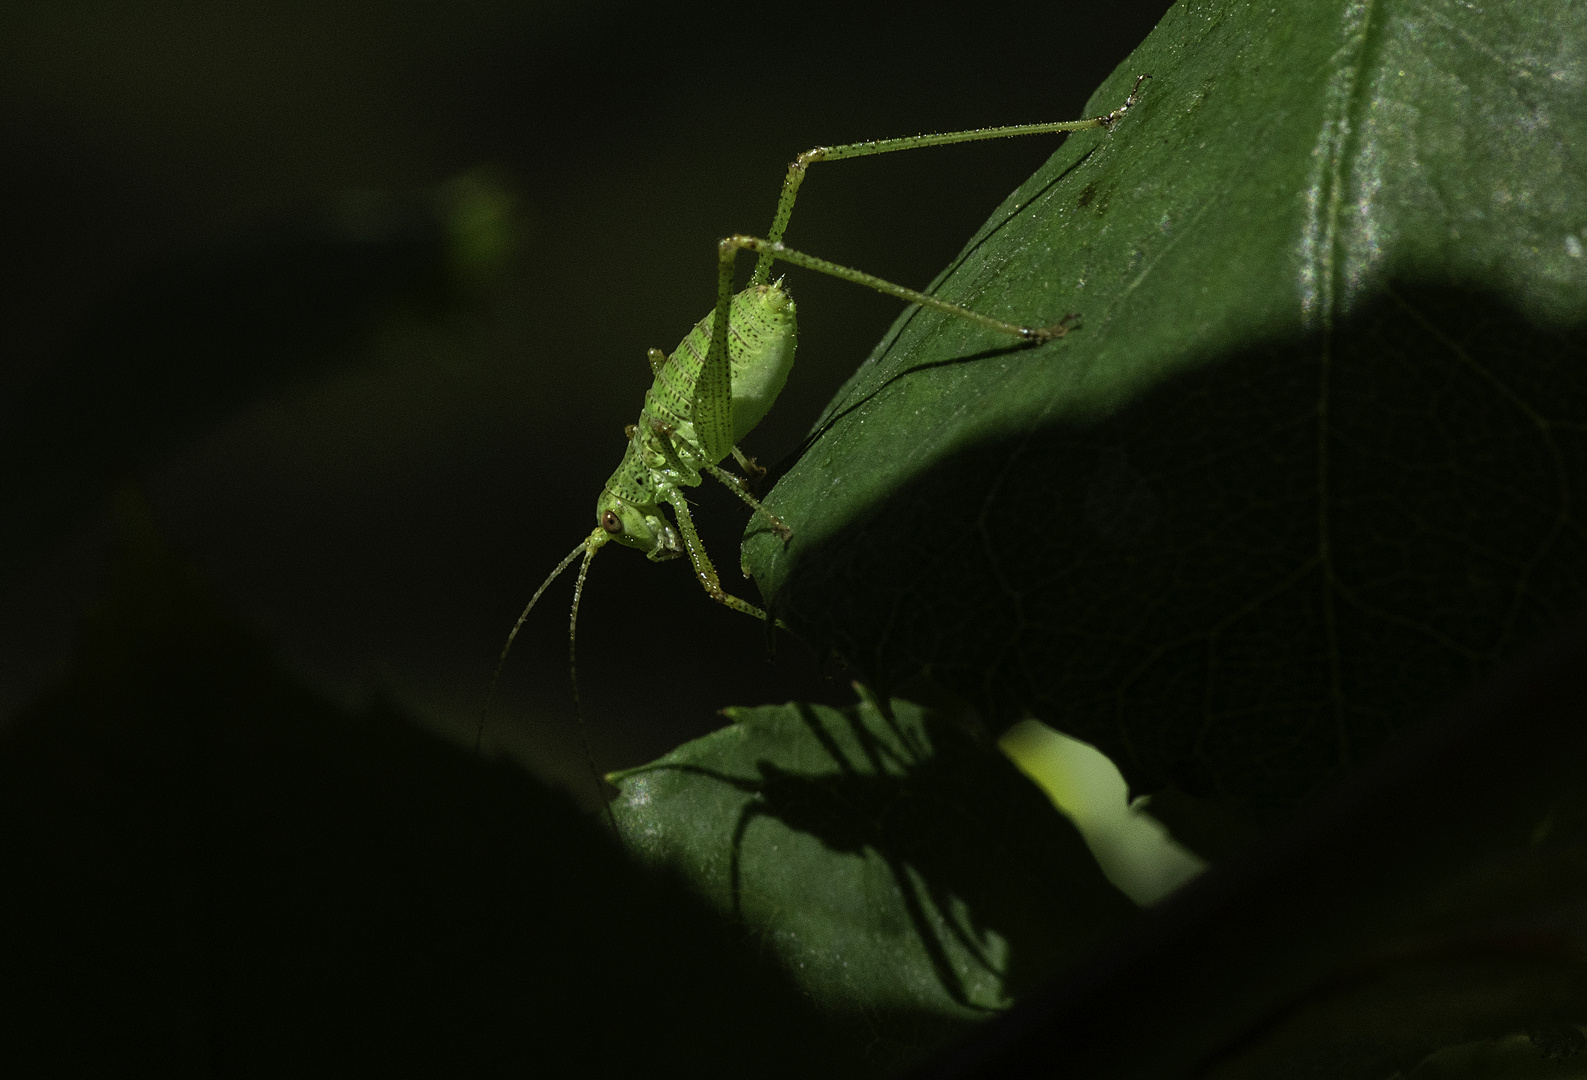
[749,74,1151,287]
[689,238,740,465]
[724,234,1073,344]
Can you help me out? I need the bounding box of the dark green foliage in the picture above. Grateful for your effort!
[610,693,1137,1069]
[0,179,510,585]
[743,0,1587,823]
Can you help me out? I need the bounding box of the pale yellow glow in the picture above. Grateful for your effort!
[999,718,1206,906]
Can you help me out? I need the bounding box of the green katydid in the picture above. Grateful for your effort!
[485,75,1151,753]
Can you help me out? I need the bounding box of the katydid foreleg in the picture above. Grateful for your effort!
[645,417,790,539]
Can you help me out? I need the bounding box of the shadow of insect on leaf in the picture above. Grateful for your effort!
[627,697,1135,1012]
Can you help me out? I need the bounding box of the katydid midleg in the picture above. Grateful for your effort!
[482,75,1151,760]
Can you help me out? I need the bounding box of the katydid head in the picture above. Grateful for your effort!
[595,490,683,562]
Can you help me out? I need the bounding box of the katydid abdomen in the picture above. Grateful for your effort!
[594,282,796,568]
[635,281,797,478]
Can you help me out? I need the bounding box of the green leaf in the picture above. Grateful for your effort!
[743,0,1587,821]
[608,691,1138,1066]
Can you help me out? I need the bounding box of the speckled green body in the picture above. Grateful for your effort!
[488,88,1149,775]
[596,283,796,557]
[486,89,1151,774]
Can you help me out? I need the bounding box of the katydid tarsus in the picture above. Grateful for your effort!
[482,75,1151,765]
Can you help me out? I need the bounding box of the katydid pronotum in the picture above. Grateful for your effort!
[482,75,1151,762]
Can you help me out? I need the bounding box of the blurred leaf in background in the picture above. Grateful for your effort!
[0,171,520,579]
[0,488,873,1076]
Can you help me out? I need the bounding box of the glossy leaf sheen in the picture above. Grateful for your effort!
[744,0,1587,816]
[609,694,1136,1058]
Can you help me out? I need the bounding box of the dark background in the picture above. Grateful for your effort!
[0,0,1175,807]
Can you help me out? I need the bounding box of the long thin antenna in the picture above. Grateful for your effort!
[570,541,620,837]
[477,538,591,753]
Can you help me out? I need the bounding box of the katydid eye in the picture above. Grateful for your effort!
[601,510,623,534]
